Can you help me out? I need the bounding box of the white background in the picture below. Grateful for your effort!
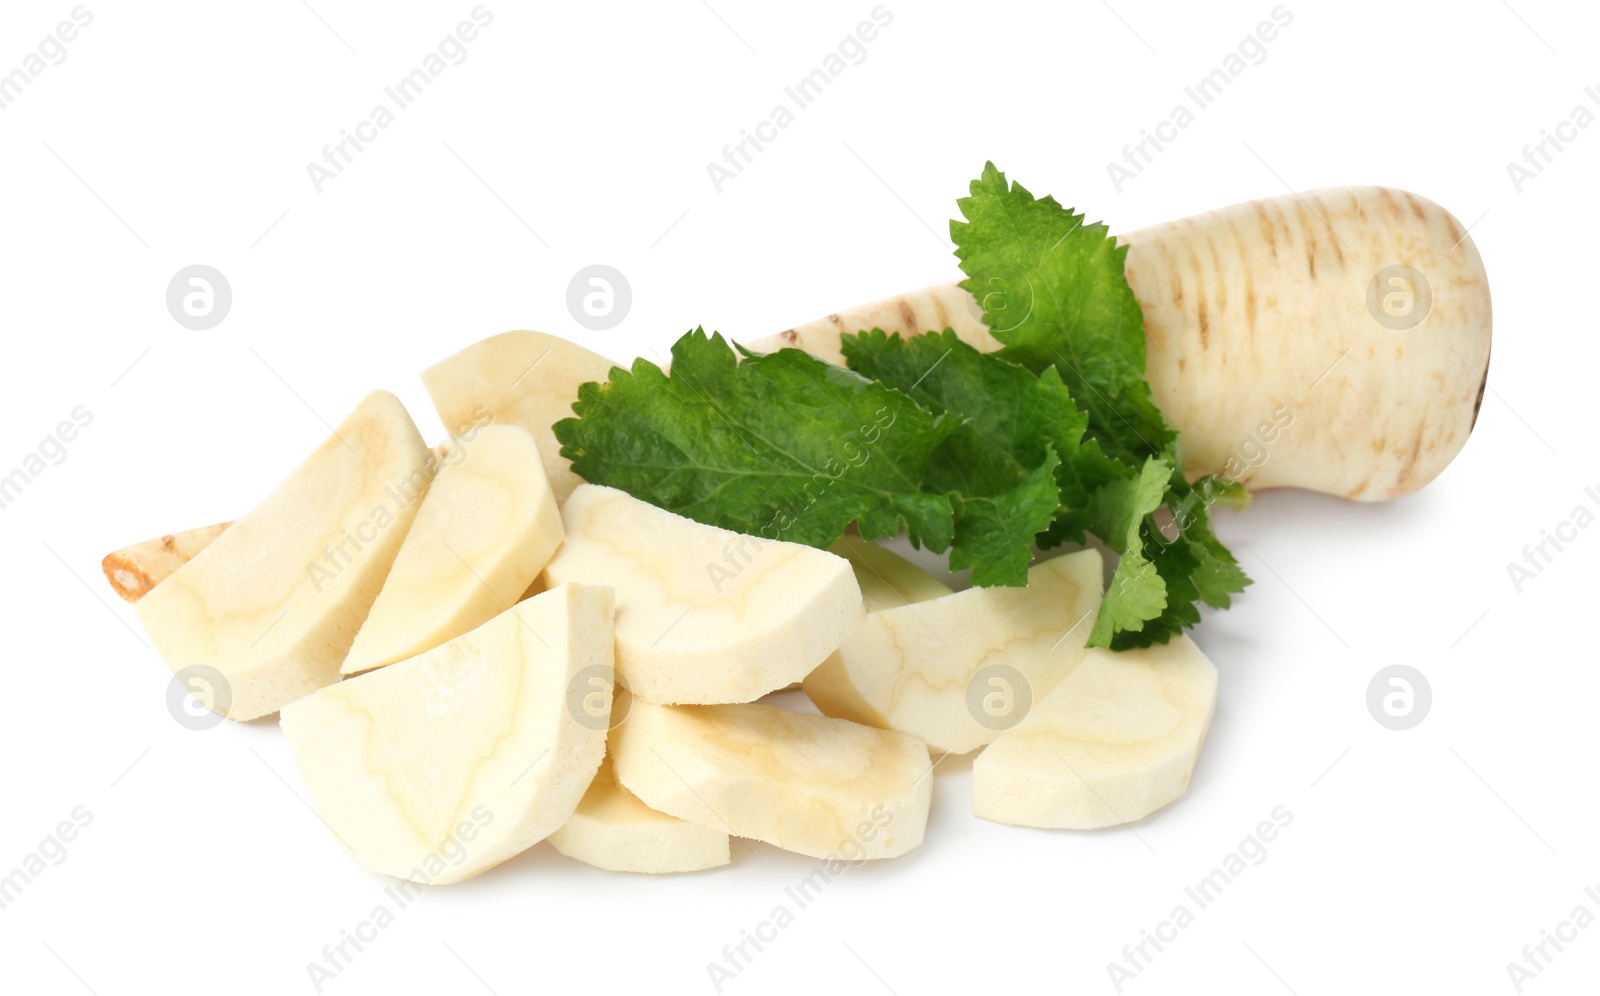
[1,1,1595,993]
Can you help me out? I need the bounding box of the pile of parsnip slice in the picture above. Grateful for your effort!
[105,328,1217,884]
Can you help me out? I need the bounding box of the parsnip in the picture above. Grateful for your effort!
[543,485,861,704]
[422,330,617,502]
[611,692,932,860]
[342,426,563,675]
[280,584,615,884]
[804,549,1104,754]
[137,392,434,721]
[103,443,452,604]
[972,636,1217,829]
[743,186,1492,501]
[547,755,731,874]
[102,521,233,603]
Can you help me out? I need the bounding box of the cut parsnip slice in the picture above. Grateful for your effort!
[804,550,1103,754]
[280,584,615,884]
[543,485,861,704]
[137,391,433,721]
[972,636,1218,829]
[104,444,452,605]
[829,534,953,612]
[422,331,616,502]
[802,539,951,729]
[612,694,932,860]
[342,426,563,675]
[548,755,730,874]
[102,521,233,603]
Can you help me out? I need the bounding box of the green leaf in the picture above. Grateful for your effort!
[953,162,1251,647]
[1088,457,1172,647]
[839,328,1085,585]
[555,328,961,551]
[953,161,1174,467]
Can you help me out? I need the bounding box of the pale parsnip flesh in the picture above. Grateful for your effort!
[280,584,615,884]
[543,485,861,704]
[611,694,932,860]
[137,391,433,721]
[802,539,952,730]
[102,521,233,603]
[829,534,954,612]
[743,186,1491,501]
[342,425,564,675]
[804,550,1104,754]
[103,444,452,605]
[972,635,1218,829]
[547,755,731,874]
[422,330,616,502]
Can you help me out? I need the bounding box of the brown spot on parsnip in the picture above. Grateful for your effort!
[897,299,918,333]
[780,329,800,345]
[1209,238,1227,313]
[1254,202,1279,260]
[1245,273,1256,332]
[1395,433,1425,491]
[1158,242,1183,308]
[1197,299,1210,349]
[1472,348,1490,430]
[1445,215,1463,247]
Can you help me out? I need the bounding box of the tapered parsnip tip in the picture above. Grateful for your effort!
[101,521,234,603]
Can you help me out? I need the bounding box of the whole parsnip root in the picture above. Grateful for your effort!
[742,186,1492,502]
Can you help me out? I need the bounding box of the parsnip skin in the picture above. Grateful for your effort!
[102,522,233,603]
[744,186,1492,501]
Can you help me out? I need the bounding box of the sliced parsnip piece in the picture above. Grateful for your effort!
[802,539,952,729]
[342,426,563,675]
[422,331,616,502]
[805,550,1103,754]
[544,485,861,704]
[548,755,730,874]
[137,391,433,721]
[829,534,953,612]
[612,694,931,860]
[102,521,233,603]
[972,635,1218,829]
[104,444,453,605]
[280,584,615,884]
